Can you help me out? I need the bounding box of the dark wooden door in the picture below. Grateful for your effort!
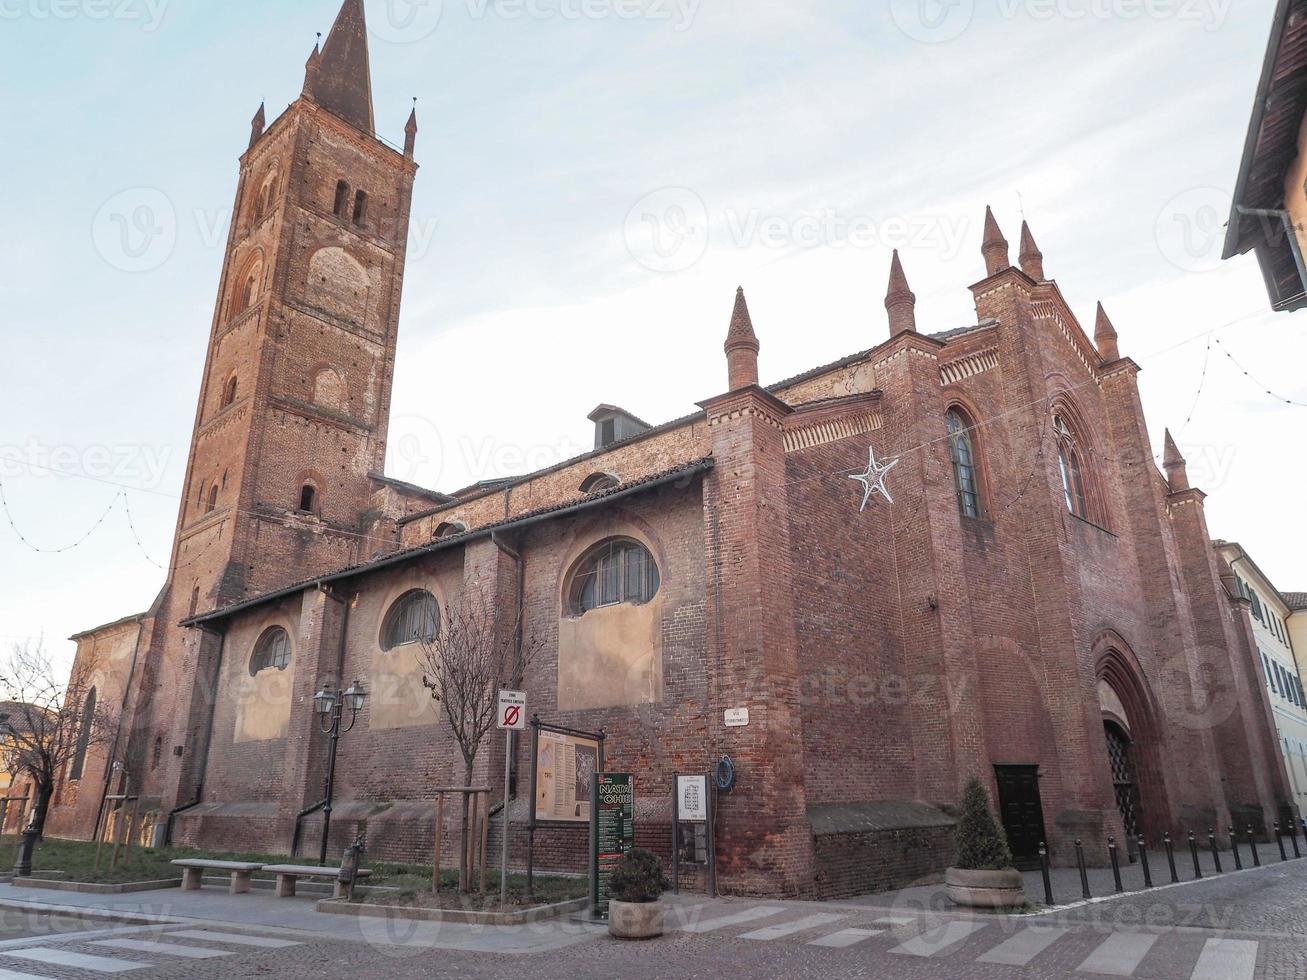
[993,765,1048,870]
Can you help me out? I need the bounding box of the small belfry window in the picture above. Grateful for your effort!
[352,190,368,226]
[333,180,350,217]
[221,375,238,408]
[381,589,440,651]
[568,539,660,616]
[206,485,219,513]
[298,484,317,514]
[1054,414,1089,520]
[249,626,291,675]
[946,409,981,519]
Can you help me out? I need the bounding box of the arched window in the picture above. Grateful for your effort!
[221,375,238,409]
[352,190,368,226]
[68,686,96,781]
[152,735,163,770]
[433,521,467,540]
[579,472,620,494]
[206,485,219,513]
[189,584,200,617]
[568,539,660,616]
[253,187,266,223]
[1054,413,1090,520]
[333,180,350,217]
[946,409,981,519]
[381,589,440,651]
[249,626,291,676]
[298,484,317,514]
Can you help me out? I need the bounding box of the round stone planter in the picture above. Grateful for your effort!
[944,867,1026,909]
[608,899,665,940]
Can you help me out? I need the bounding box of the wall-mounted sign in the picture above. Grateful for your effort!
[534,728,601,824]
[590,773,634,918]
[497,690,526,731]
[676,774,708,822]
[724,708,750,728]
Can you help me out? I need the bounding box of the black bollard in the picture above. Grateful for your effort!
[1292,821,1302,859]
[1039,842,1054,907]
[1164,832,1179,883]
[1188,832,1202,879]
[1138,835,1153,888]
[1108,837,1123,893]
[1208,828,1222,873]
[1229,827,1243,870]
[1075,839,1091,900]
[1247,825,1260,867]
[1275,822,1288,862]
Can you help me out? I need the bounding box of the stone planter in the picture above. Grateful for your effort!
[608,899,664,940]
[945,867,1025,909]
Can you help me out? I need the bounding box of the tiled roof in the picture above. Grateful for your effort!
[1284,592,1307,610]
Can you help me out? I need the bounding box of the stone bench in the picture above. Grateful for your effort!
[261,864,373,899]
[171,859,264,895]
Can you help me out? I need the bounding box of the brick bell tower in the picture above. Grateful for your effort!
[126,0,419,819]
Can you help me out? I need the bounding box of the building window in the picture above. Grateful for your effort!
[599,418,617,447]
[298,484,317,514]
[433,521,467,540]
[579,472,620,494]
[152,735,163,771]
[568,538,660,616]
[249,626,291,675]
[206,485,219,513]
[333,180,350,217]
[946,409,981,518]
[1054,414,1090,521]
[189,585,200,617]
[352,190,368,226]
[68,686,97,782]
[221,375,238,409]
[381,589,440,651]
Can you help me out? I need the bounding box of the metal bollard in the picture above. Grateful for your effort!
[1164,832,1179,884]
[1208,828,1222,873]
[1229,827,1243,870]
[1188,832,1202,879]
[1075,839,1091,900]
[1275,822,1288,862]
[1138,835,1153,888]
[1108,837,1123,893]
[1039,842,1054,907]
[1292,821,1302,859]
[1247,825,1260,867]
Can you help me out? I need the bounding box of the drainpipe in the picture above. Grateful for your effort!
[491,532,524,798]
[162,626,227,846]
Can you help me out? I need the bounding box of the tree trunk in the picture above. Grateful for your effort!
[28,778,53,840]
[459,759,474,894]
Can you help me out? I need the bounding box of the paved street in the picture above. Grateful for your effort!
[0,859,1304,978]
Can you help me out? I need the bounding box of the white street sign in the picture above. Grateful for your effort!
[677,775,708,822]
[497,690,527,730]
[724,708,750,728]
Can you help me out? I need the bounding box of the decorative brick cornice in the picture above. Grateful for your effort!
[784,411,883,453]
[1031,300,1102,383]
[940,347,1000,385]
[1099,357,1141,381]
[197,401,250,442]
[698,384,792,430]
[1166,487,1207,511]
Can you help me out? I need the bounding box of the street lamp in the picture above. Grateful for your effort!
[312,680,367,866]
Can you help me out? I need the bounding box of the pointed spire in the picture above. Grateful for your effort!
[404,99,419,160]
[1094,302,1120,361]
[1018,220,1045,280]
[312,0,375,135]
[724,287,760,390]
[981,206,1010,276]
[249,101,266,150]
[885,250,917,335]
[302,36,322,97]
[1163,429,1190,491]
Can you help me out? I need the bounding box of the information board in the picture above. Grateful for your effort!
[534,728,601,824]
[676,774,708,822]
[590,772,634,918]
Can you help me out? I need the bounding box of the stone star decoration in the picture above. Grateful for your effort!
[850,446,900,511]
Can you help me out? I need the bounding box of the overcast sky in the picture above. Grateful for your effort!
[1,0,1304,673]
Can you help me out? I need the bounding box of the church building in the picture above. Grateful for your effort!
[50,0,1295,899]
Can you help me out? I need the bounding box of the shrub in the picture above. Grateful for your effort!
[608,849,669,904]
[954,778,1015,871]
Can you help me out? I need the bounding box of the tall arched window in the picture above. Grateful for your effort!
[68,686,96,781]
[249,626,291,675]
[298,484,317,514]
[333,180,350,217]
[221,375,238,409]
[206,485,219,513]
[381,590,440,651]
[946,409,981,519]
[1054,414,1090,520]
[568,539,660,616]
[352,190,368,226]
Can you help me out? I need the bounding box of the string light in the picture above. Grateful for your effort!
[0,478,120,555]
[1214,337,1307,408]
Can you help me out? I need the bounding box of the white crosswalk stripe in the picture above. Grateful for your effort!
[1077,932,1159,976]
[740,913,847,941]
[676,906,786,934]
[4,947,148,972]
[977,927,1066,966]
[164,929,302,948]
[874,915,918,926]
[1189,938,1258,980]
[0,969,64,980]
[890,920,987,958]
[92,938,232,959]
[808,928,885,948]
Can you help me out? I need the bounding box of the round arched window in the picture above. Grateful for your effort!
[381,589,440,651]
[250,627,291,676]
[568,539,660,616]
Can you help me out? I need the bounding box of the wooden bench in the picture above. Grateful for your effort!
[262,864,373,899]
[171,859,265,895]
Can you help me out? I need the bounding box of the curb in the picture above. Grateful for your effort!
[13,878,181,895]
[315,895,591,925]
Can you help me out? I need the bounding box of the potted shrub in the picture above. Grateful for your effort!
[945,779,1026,909]
[607,848,669,940]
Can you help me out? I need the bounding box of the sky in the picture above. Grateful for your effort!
[0,0,1304,675]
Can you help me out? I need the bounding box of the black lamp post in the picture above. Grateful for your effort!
[312,680,367,866]
[0,714,36,879]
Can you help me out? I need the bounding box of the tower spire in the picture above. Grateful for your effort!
[1163,429,1190,491]
[885,249,917,335]
[1094,302,1120,361]
[311,0,375,135]
[249,101,266,150]
[404,99,418,159]
[724,287,760,390]
[981,206,1010,276]
[1018,220,1045,280]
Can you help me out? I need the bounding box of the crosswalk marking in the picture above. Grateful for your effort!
[4,948,148,972]
[165,930,301,949]
[977,927,1066,966]
[1189,938,1258,980]
[1077,932,1159,976]
[0,969,65,980]
[740,913,847,941]
[890,920,987,958]
[874,915,918,926]
[808,928,885,948]
[92,938,232,959]
[676,906,786,934]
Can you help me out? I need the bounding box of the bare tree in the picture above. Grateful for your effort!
[0,642,117,838]
[417,590,540,892]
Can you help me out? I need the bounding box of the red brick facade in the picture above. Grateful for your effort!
[50,0,1294,899]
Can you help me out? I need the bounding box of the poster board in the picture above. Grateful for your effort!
[590,772,635,918]
[530,722,604,826]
